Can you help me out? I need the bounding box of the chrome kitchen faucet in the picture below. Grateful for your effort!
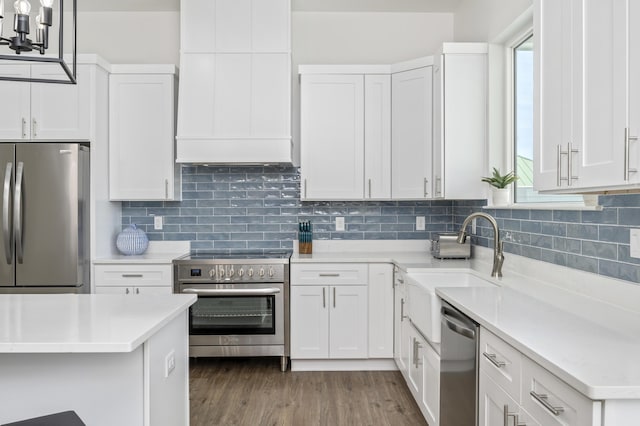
[456,212,504,278]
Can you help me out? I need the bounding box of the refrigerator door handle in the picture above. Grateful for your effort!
[14,162,24,264]
[3,162,13,265]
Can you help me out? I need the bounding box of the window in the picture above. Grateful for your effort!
[512,34,581,203]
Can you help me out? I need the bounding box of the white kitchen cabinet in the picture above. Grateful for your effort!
[393,267,410,378]
[534,0,633,192]
[391,64,433,199]
[177,0,291,164]
[290,263,368,359]
[0,64,91,140]
[109,65,181,201]
[479,327,602,426]
[93,264,173,295]
[368,263,394,358]
[407,324,440,426]
[299,70,391,200]
[432,44,488,199]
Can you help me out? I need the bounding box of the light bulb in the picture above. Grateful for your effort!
[35,13,42,28]
[0,0,4,18]
[13,0,31,15]
[39,0,52,7]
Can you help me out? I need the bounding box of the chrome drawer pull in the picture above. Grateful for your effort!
[483,352,506,368]
[319,273,340,277]
[122,274,144,278]
[530,391,564,416]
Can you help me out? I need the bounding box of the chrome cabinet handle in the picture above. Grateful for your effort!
[319,273,340,277]
[568,142,579,185]
[125,288,130,294]
[396,277,404,284]
[32,118,37,138]
[135,288,140,294]
[483,352,506,368]
[165,178,169,199]
[14,162,24,264]
[529,391,564,416]
[558,144,568,186]
[412,338,422,368]
[333,287,336,308]
[322,287,326,308]
[435,176,442,196]
[625,128,638,181]
[21,118,27,139]
[122,274,143,278]
[3,162,13,265]
[368,179,372,198]
[304,179,307,198]
[503,405,523,426]
[423,178,428,197]
[182,288,281,296]
[400,298,406,321]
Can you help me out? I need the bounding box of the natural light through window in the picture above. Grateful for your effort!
[513,34,580,203]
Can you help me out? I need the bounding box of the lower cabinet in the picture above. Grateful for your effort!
[393,267,410,376]
[407,323,440,426]
[479,327,602,426]
[93,264,173,295]
[290,284,368,359]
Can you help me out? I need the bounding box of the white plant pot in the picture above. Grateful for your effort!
[491,188,510,206]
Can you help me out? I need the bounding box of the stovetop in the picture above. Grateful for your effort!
[174,250,292,263]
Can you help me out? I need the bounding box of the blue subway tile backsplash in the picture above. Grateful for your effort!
[121,166,640,284]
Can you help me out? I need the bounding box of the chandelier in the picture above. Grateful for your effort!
[0,0,77,84]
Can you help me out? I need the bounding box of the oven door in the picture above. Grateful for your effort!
[180,282,284,346]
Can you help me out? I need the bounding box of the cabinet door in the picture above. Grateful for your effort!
[368,264,393,358]
[394,279,409,376]
[364,75,391,199]
[407,326,422,398]
[0,65,30,140]
[420,339,440,426]
[300,74,365,200]
[479,371,540,426]
[534,0,573,191]
[30,65,90,140]
[432,55,444,198]
[290,285,329,358]
[391,66,433,199]
[627,0,640,184]
[109,74,178,201]
[329,285,368,358]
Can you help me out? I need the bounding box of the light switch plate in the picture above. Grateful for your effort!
[416,216,426,231]
[335,217,345,231]
[154,216,163,230]
[631,229,640,259]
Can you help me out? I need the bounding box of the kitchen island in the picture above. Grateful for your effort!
[0,293,196,426]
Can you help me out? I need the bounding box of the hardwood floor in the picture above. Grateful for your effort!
[189,357,428,426]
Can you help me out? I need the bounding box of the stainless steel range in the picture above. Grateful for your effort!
[173,251,291,371]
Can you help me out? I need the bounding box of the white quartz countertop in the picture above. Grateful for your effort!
[437,285,640,400]
[0,294,196,353]
[93,252,187,264]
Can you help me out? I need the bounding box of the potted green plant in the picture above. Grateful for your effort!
[481,167,517,206]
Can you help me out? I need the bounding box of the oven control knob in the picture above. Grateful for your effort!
[209,269,216,278]
[268,267,274,278]
[229,266,235,277]
[259,268,265,277]
[218,267,225,278]
[248,268,254,277]
[238,268,245,277]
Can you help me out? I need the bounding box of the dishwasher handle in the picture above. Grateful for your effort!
[441,305,477,340]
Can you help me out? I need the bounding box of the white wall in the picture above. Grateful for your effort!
[454,0,531,42]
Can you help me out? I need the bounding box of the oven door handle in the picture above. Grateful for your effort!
[182,288,281,296]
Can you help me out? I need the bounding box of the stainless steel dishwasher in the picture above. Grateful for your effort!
[440,301,479,426]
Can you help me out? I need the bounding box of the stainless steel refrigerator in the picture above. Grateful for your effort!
[0,142,90,293]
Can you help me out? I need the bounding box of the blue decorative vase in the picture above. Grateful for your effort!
[116,224,149,255]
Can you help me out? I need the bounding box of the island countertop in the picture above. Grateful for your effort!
[0,294,196,353]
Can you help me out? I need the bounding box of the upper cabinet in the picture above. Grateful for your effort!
[109,65,181,201]
[391,59,433,199]
[0,64,91,140]
[299,67,391,200]
[535,0,637,192]
[176,0,292,164]
[432,43,488,200]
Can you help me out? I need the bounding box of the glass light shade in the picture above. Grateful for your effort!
[39,0,52,7]
[13,0,30,15]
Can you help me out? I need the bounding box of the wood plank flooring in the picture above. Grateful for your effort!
[189,357,428,426]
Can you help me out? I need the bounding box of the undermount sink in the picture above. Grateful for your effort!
[406,273,495,344]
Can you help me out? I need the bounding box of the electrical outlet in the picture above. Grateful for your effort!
[416,216,426,231]
[165,350,175,378]
[335,217,345,232]
[631,229,640,259]
[154,216,163,230]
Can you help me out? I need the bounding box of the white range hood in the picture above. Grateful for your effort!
[176,0,292,164]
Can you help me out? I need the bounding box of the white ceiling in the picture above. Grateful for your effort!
[77,0,462,13]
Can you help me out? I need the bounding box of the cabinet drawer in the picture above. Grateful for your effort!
[479,328,522,401]
[291,263,368,285]
[521,357,601,426]
[94,264,172,287]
